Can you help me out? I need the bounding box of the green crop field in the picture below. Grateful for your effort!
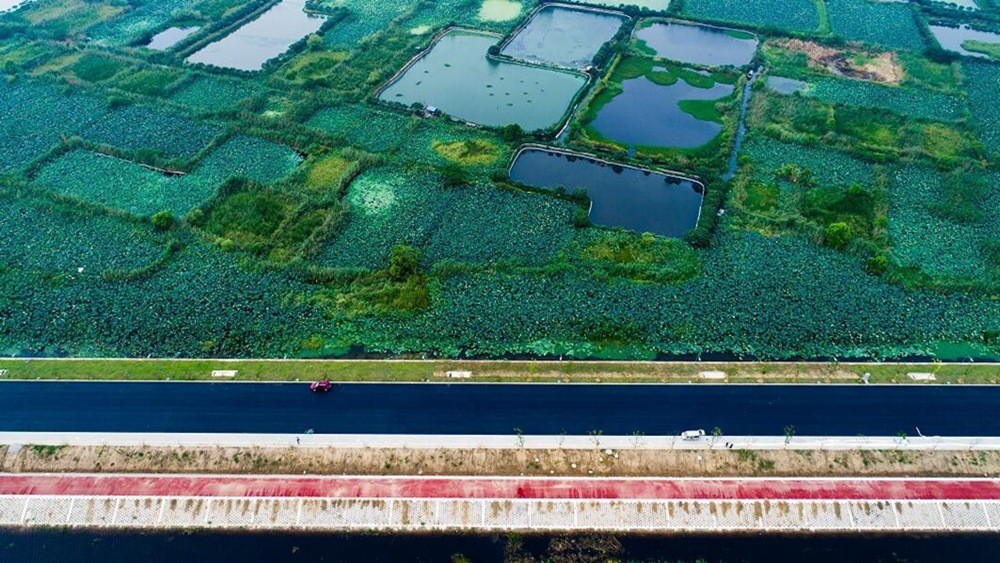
[0,0,997,362]
[681,0,820,33]
[964,61,1000,158]
[825,0,925,51]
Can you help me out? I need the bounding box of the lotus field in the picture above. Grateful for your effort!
[0,0,997,360]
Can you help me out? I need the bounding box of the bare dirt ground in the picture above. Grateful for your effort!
[776,39,903,84]
[5,445,999,478]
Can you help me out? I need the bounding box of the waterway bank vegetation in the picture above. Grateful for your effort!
[1,359,997,384]
[0,0,998,361]
[6,443,1000,479]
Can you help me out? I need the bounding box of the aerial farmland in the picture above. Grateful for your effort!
[0,0,997,362]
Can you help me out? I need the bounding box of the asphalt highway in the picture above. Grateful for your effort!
[0,382,998,436]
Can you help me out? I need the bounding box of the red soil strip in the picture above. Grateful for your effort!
[2,475,998,500]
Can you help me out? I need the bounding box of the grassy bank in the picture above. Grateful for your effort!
[0,358,996,384]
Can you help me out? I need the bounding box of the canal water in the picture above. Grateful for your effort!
[509,148,702,237]
[2,530,998,562]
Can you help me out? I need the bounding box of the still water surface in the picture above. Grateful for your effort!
[380,30,586,131]
[509,148,702,237]
[590,76,733,149]
[187,0,324,71]
[501,5,625,69]
[1,530,998,563]
[634,21,758,68]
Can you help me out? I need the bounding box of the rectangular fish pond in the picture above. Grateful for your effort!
[186,0,325,71]
[508,147,703,238]
[145,26,199,51]
[379,29,588,132]
[501,4,626,69]
[633,20,758,68]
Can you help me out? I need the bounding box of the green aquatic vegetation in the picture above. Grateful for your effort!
[825,0,925,51]
[327,227,1000,359]
[170,75,264,113]
[115,68,186,97]
[802,77,965,122]
[32,150,217,217]
[0,195,167,277]
[886,166,999,285]
[319,168,576,269]
[964,61,1000,158]
[0,79,108,175]
[68,53,124,82]
[962,40,1000,61]
[681,0,819,33]
[575,230,701,285]
[32,137,302,216]
[81,103,222,161]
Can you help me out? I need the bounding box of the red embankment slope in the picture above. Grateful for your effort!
[2,475,998,500]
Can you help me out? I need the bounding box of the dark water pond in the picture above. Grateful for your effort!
[635,21,758,68]
[145,26,199,50]
[590,76,733,149]
[508,148,702,237]
[2,530,999,563]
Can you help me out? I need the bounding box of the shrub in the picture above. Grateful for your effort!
[867,253,889,275]
[824,222,853,250]
[389,244,421,282]
[441,163,470,188]
[151,211,173,231]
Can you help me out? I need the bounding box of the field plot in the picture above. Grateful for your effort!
[81,103,222,160]
[330,227,1000,359]
[500,5,625,69]
[0,241,323,357]
[32,150,216,217]
[964,61,1000,158]
[886,166,999,285]
[320,168,574,269]
[792,76,966,122]
[32,137,301,216]
[378,30,587,131]
[0,80,106,174]
[86,0,208,46]
[681,0,819,33]
[826,0,925,51]
[0,195,166,276]
[170,75,264,112]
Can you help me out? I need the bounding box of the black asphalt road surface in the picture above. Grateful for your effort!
[0,382,997,436]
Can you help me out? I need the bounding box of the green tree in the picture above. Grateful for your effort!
[151,211,173,231]
[499,123,523,142]
[388,244,420,282]
[441,163,469,188]
[824,222,852,250]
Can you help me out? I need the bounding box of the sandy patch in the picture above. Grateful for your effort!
[776,39,903,84]
[479,0,521,22]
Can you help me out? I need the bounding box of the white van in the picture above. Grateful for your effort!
[681,429,706,440]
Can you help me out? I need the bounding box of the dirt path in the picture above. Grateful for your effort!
[5,445,999,478]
